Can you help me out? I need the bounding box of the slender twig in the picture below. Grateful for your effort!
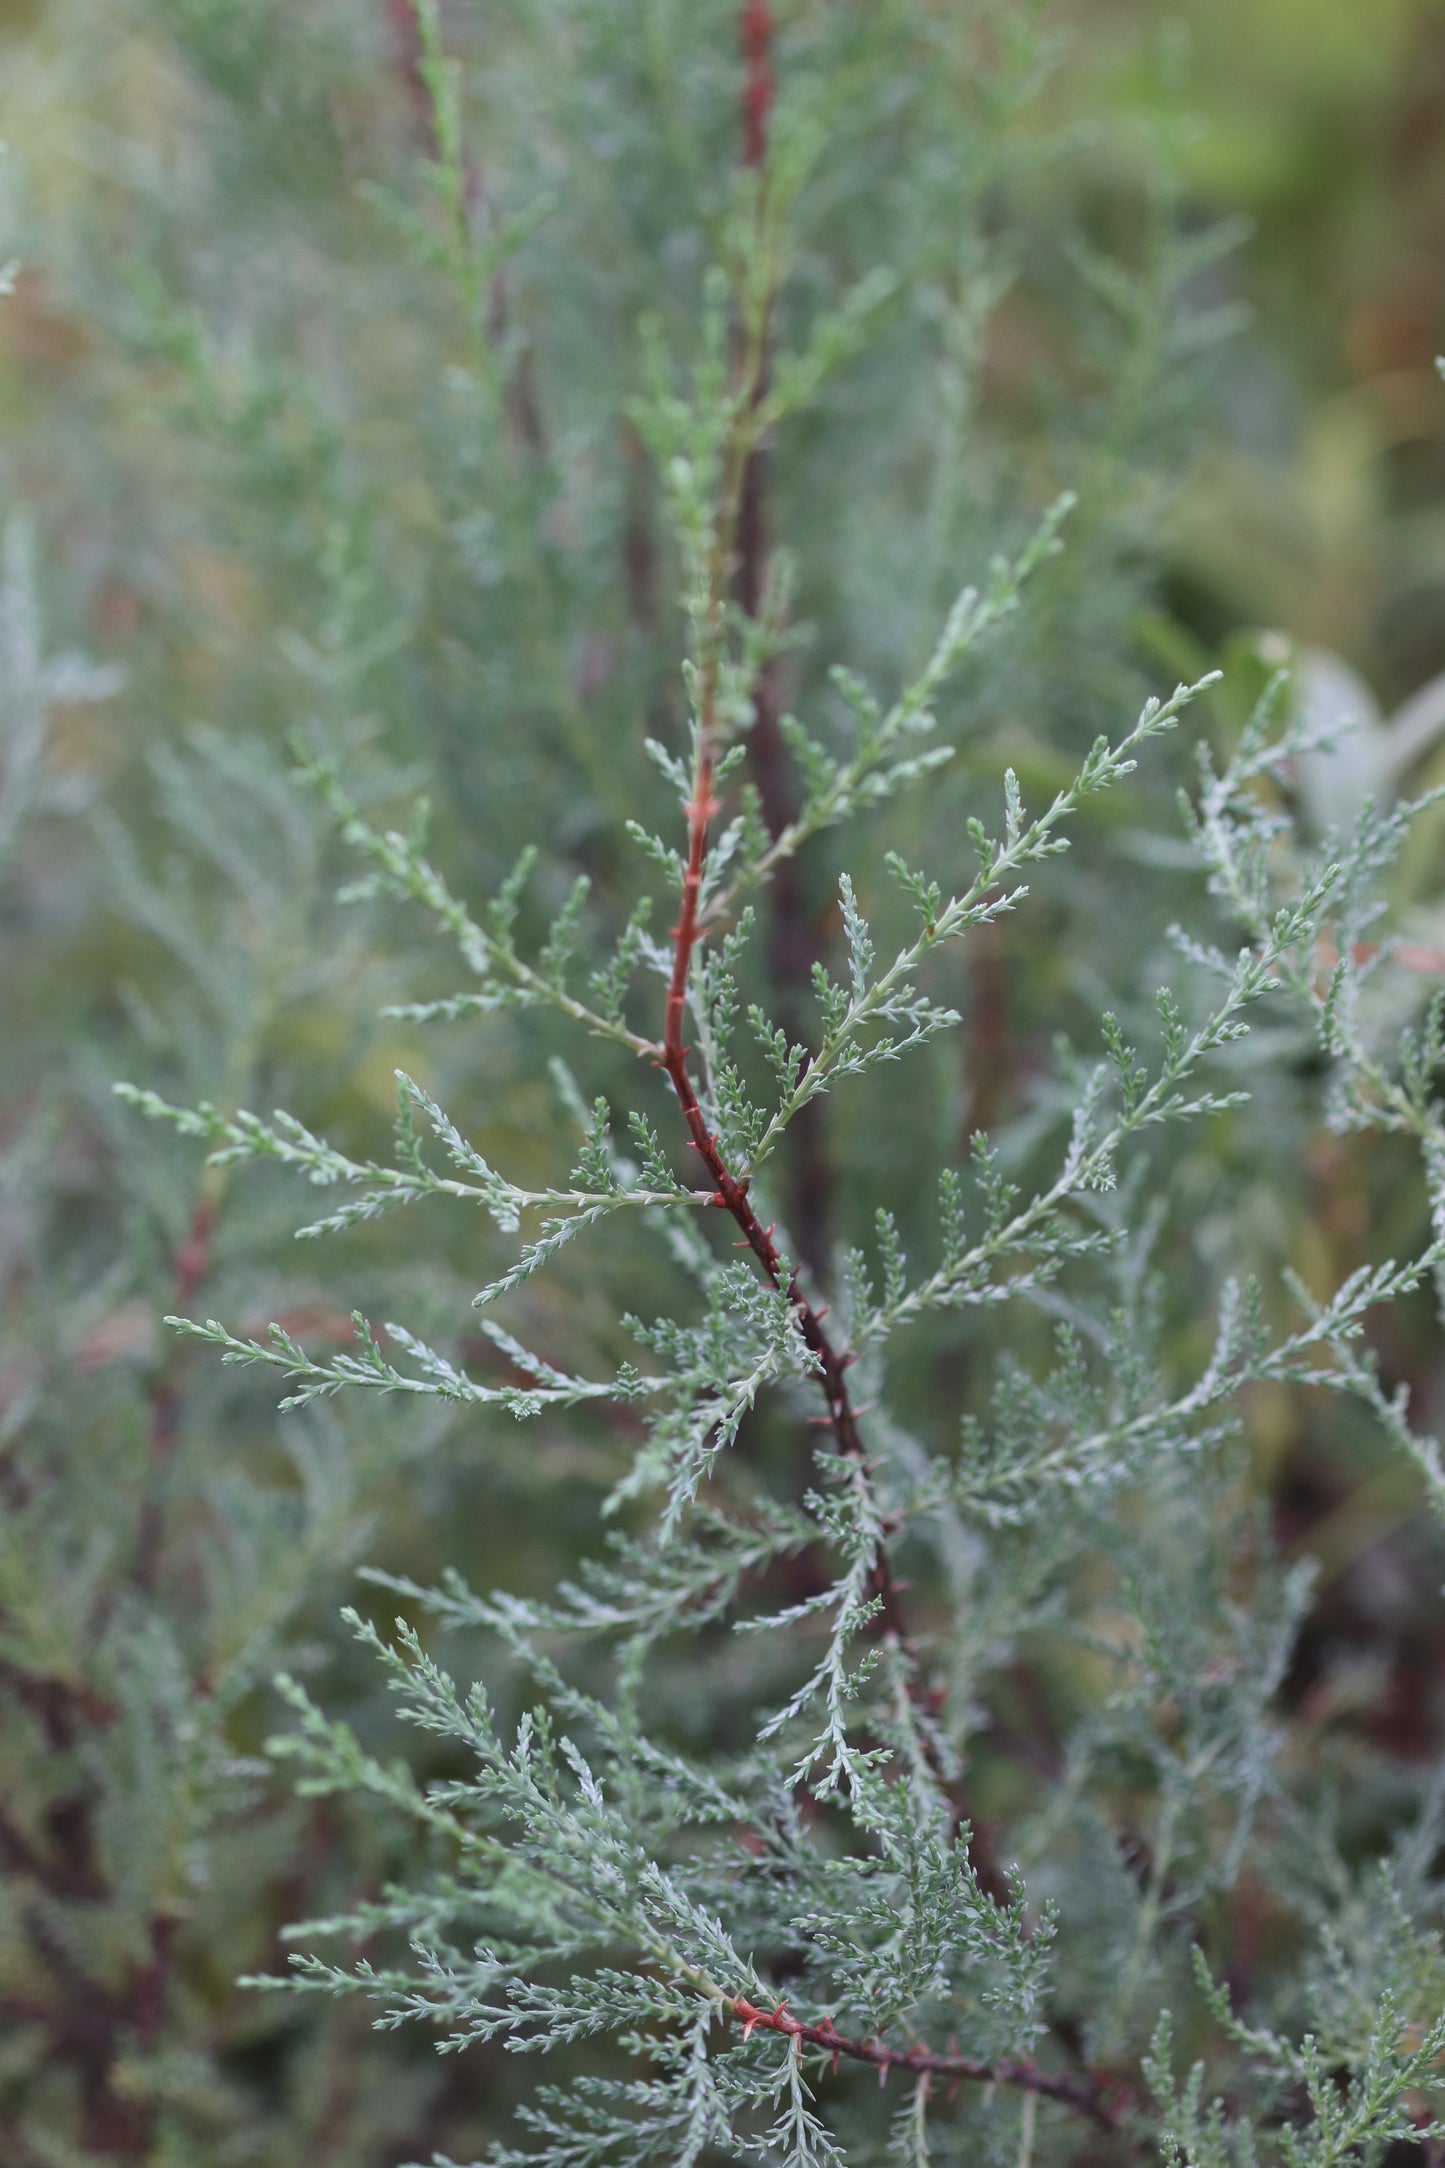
[653,72,919,1675]
[657,588,915,1640]
[136,1186,219,1590]
[728,1997,1128,2131]
[383,0,434,138]
[149,1189,217,1460]
[734,1,831,1280]
[384,0,543,449]
[739,1,776,171]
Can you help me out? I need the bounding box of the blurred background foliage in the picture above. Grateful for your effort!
[1,0,1444,2161]
[1080,0,1445,696]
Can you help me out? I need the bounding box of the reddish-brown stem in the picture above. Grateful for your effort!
[740,1,776,170]
[384,0,434,138]
[657,520,915,1652]
[150,1192,216,1458]
[0,1656,116,1748]
[0,1192,205,2148]
[383,0,544,452]
[0,1802,78,1898]
[659,811,913,1651]
[14,1901,179,2160]
[654,7,921,1688]
[736,335,832,1278]
[729,1997,1128,2131]
[136,1190,218,1591]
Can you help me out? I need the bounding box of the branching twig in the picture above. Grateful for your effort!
[383,0,544,450]
[654,97,920,1683]
[734,0,831,1278]
[728,1997,1128,2131]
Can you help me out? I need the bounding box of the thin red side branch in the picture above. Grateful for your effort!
[729,1998,1127,2131]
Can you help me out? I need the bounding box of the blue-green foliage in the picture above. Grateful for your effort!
[117,13,1445,2163]
[7,3,1445,2164]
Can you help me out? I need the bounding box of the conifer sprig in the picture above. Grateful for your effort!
[292,758,661,1059]
[724,1997,1125,2131]
[114,1077,695,1240]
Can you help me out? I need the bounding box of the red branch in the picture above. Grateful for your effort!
[654,0,921,1691]
[729,1998,1128,2130]
[740,2,776,170]
[14,1901,180,2159]
[658,759,912,1647]
[657,539,917,1663]
[384,0,433,138]
[136,1190,218,1591]
[734,245,831,1274]
[0,1656,116,1748]
[383,0,544,451]
[150,1192,216,1461]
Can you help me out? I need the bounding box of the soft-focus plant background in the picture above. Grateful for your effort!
[2,1,1444,2160]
